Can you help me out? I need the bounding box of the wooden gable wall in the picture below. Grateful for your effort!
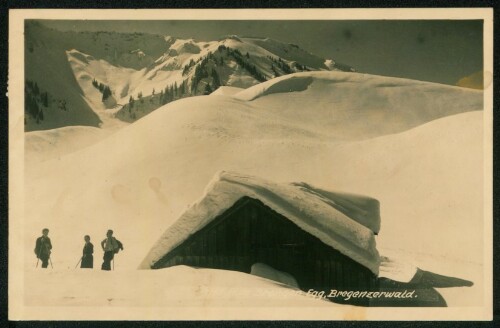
[152,196,377,304]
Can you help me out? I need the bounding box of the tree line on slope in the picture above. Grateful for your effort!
[25,80,45,124]
[92,79,112,102]
[25,80,68,127]
[116,46,312,123]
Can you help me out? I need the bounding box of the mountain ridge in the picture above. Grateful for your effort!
[25,21,352,130]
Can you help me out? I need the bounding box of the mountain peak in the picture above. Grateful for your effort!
[25,26,355,130]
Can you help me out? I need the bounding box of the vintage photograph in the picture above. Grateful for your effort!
[9,9,493,320]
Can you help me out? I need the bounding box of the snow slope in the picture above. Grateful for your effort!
[25,70,482,162]
[241,37,343,70]
[141,171,381,274]
[22,71,484,307]
[25,126,110,162]
[210,86,244,96]
[233,71,483,140]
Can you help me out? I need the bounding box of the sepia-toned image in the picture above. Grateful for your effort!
[8,8,493,320]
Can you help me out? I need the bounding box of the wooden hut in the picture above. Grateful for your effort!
[142,172,381,306]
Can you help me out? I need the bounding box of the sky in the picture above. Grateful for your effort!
[40,20,483,85]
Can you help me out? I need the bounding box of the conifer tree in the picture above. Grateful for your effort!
[204,83,213,95]
[211,69,221,89]
[102,86,112,102]
[33,101,40,120]
[34,100,41,123]
[41,92,49,107]
[59,100,67,111]
[129,95,134,109]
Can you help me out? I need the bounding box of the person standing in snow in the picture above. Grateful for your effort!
[80,235,94,269]
[34,228,52,268]
[101,229,123,271]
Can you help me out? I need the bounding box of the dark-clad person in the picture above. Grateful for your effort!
[34,228,52,268]
[81,235,94,268]
[101,229,123,271]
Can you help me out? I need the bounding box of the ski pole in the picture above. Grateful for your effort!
[75,257,82,269]
[49,257,54,269]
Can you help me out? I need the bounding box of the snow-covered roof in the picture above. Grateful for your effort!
[140,171,381,274]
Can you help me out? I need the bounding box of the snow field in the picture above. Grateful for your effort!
[24,266,331,308]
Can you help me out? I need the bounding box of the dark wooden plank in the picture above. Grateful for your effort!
[153,196,377,297]
[336,261,344,289]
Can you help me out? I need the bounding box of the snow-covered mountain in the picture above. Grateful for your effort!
[24,21,353,131]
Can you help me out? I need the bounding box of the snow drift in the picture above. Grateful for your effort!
[25,126,110,162]
[233,71,483,140]
[140,171,381,274]
[250,263,299,289]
